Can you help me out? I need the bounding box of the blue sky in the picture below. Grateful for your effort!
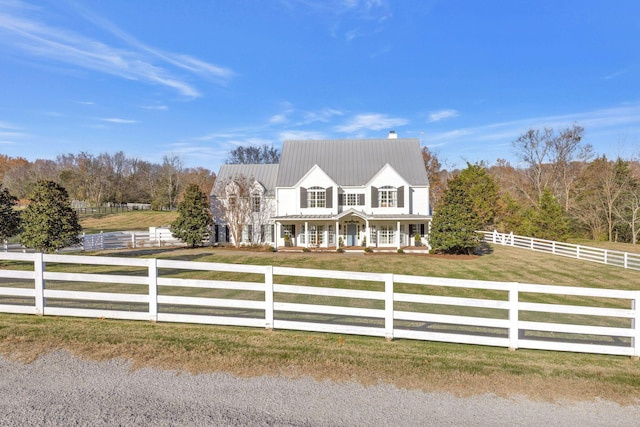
[1,0,639,172]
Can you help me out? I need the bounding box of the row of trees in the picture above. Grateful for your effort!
[427,124,640,254]
[0,152,216,210]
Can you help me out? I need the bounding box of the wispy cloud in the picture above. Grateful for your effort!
[140,105,169,111]
[282,0,391,41]
[428,109,458,123]
[99,117,139,124]
[335,113,408,132]
[603,69,629,80]
[280,130,327,140]
[0,0,233,98]
[427,104,640,148]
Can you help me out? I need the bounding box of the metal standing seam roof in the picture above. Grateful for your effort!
[275,139,429,187]
[211,163,279,197]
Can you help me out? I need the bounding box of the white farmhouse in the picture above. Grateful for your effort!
[211,132,431,250]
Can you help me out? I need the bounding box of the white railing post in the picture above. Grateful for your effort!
[633,291,640,359]
[265,265,274,330]
[625,252,629,269]
[604,249,608,265]
[385,273,394,341]
[492,230,497,244]
[576,245,581,259]
[132,232,136,249]
[148,258,158,322]
[508,283,519,351]
[552,241,556,255]
[509,232,514,246]
[34,252,45,316]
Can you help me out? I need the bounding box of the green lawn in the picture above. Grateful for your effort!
[2,242,640,403]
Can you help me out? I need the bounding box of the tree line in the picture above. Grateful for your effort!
[0,152,216,210]
[425,124,640,254]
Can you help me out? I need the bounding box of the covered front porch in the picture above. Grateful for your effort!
[272,209,431,251]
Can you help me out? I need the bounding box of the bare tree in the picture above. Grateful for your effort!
[212,175,253,247]
[226,145,280,164]
[511,124,589,210]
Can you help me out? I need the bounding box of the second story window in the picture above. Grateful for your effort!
[252,195,261,212]
[379,186,397,208]
[308,186,326,208]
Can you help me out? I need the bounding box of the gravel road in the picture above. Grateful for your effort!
[1,350,638,426]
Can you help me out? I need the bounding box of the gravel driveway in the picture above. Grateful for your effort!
[1,351,638,426]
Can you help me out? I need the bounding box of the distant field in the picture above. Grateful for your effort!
[79,211,178,234]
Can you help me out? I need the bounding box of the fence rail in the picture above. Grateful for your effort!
[2,227,184,253]
[1,252,638,357]
[480,230,640,272]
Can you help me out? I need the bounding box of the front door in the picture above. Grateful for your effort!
[347,224,357,246]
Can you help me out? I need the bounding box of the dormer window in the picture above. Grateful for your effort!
[379,186,397,208]
[308,186,326,208]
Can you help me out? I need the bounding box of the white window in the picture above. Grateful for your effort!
[308,187,326,208]
[346,194,357,206]
[379,186,397,208]
[309,225,324,246]
[379,226,395,245]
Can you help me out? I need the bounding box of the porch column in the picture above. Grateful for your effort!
[396,221,401,250]
[335,221,340,248]
[305,221,309,248]
[274,221,280,250]
[365,219,370,247]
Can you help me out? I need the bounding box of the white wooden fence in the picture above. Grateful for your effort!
[1,252,638,357]
[3,227,184,252]
[481,230,640,272]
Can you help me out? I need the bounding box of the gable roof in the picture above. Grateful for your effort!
[276,139,429,187]
[212,164,279,197]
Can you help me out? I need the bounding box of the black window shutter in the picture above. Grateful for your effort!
[292,225,296,236]
[420,224,425,235]
[409,224,416,236]
[338,193,344,206]
[326,186,333,208]
[397,186,404,207]
[358,194,365,205]
[371,187,378,208]
[300,187,307,208]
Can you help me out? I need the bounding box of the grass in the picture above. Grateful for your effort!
[79,210,178,234]
[1,312,640,404]
[4,209,640,402]
[2,243,640,403]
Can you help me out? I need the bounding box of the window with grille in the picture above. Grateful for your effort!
[378,186,397,208]
[308,187,326,208]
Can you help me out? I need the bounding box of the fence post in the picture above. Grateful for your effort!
[385,273,394,341]
[148,258,158,322]
[625,252,629,269]
[492,230,497,244]
[576,245,581,259]
[604,249,608,265]
[100,231,104,250]
[265,266,274,330]
[633,291,640,359]
[34,253,45,316]
[508,283,519,351]
[132,232,136,249]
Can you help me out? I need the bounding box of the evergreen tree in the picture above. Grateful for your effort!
[170,184,213,247]
[19,180,81,253]
[428,176,481,255]
[530,188,570,241]
[0,183,21,242]
[455,162,499,228]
